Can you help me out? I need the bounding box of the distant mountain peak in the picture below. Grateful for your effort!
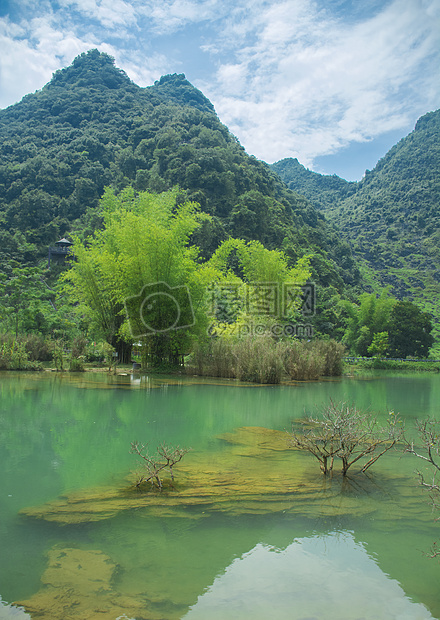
[48,49,134,91]
[152,72,215,112]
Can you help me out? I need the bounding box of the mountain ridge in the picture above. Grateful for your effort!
[271,108,440,340]
[0,49,363,339]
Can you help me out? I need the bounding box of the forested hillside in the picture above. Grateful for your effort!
[271,158,358,210]
[272,110,440,342]
[0,50,368,346]
[0,51,358,285]
[1,49,435,364]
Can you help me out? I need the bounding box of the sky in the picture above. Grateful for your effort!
[0,0,439,181]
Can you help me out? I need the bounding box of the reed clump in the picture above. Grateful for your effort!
[186,336,344,384]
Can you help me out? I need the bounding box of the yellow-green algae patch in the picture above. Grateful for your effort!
[17,426,421,525]
[15,427,436,620]
[15,546,157,620]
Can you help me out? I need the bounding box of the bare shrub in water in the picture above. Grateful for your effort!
[130,441,191,490]
[289,401,403,476]
[406,419,440,491]
[406,419,440,558]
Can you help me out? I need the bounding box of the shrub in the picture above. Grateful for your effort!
[315,339,345,376]
[283,340,324,381]
[71,336,88,358]
[69,356,85,372]
[51,339,65,371]
[0,335,42,370]
[289,401,403,476]
[23,334,53,361]
[130,441,191,490]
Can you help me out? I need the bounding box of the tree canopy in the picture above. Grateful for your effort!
[272,109,440,347]
[64,187,312,366]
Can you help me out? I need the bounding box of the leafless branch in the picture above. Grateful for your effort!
[288,401,404,476]
[130,441,191,490]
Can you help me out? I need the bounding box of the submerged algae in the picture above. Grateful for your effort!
[16,547,159,620]
[14,426,436,620]
[19,426,414,525]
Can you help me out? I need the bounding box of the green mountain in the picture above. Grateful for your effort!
[0,49,363,338]
[272,110,440,341]
[271,158,358,209]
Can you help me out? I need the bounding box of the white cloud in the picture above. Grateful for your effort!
[0,0,439,176]
[0,13,116,107]
[202,0,440,165]
[143,0,219,33]
[57,0,137,29]
[115,50,173,87]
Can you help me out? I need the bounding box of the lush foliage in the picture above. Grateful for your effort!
[271,158,357,210]
[272,110,440,345]
[0,50,359,317]
[341,291,434,358]
[64,187,312,368]
[1,49,437,360]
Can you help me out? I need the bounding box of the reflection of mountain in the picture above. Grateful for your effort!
[184,532,435,620]
[0,597,30,619]
[4,373,440,618]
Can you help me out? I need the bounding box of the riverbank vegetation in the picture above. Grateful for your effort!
[187,336,345,383]
[0,185,435,382]
[0,52,437,379]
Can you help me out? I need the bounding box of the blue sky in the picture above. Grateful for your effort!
[0,0,439,180]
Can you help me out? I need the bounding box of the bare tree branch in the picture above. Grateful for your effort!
[288,401,404,477]
[130,441,191,490]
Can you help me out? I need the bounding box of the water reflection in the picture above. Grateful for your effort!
[2,371,440,618]
[0,596,30,619]
[185,531,435,620]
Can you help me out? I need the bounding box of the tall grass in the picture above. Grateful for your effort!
[234,336,284,384]
[283,339,345,380]
[0,335,43,370]
[283,340,324,381]
[186,336,345,383]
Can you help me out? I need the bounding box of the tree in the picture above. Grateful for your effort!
[387,300,434,358]
[207,237,311,332]
[0,266,52,336]
[342,291,395,356]
[64,186,312,368]
[367,331,389,357]
[289,401,403,476]
[64,186,217,365]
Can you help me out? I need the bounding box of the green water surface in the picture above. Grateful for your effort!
[0,370,440,619]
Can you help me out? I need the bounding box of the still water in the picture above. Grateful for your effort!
[0,370,440,619]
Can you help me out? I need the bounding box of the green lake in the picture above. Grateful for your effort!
[1,370,440,619]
